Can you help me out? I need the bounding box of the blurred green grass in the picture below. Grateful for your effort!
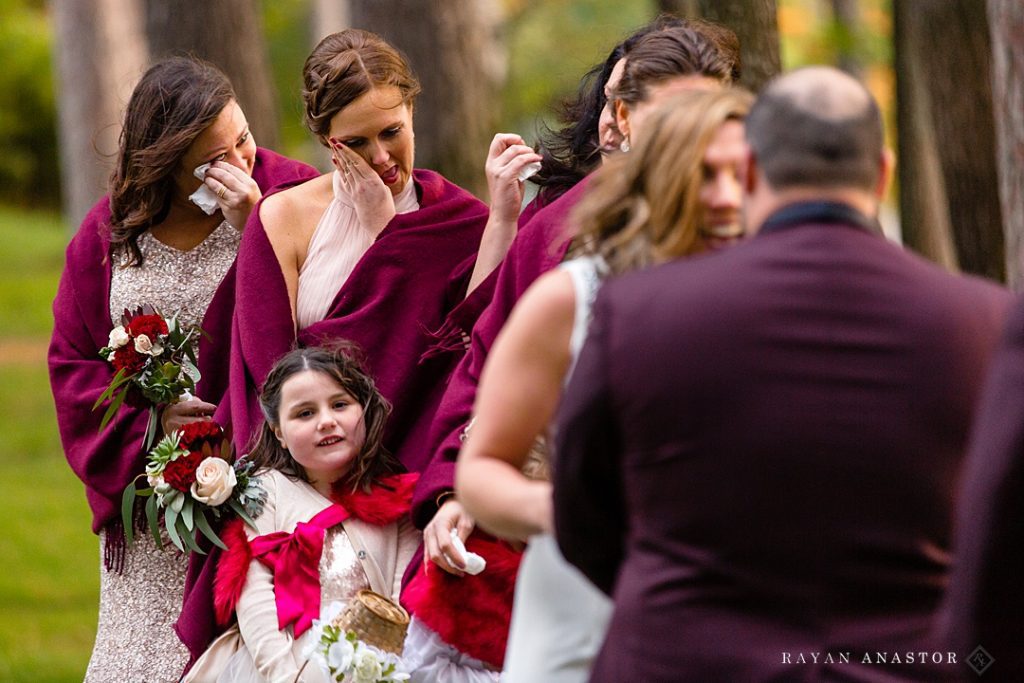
[0,206,97,682]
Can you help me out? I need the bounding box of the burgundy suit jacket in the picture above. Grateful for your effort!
[941,293,1024,678]
[554,203,1010,682]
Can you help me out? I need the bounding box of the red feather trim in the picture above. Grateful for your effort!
[401,532,522,668]
[213,518,252,626]
[331,472,418,526]
[213,473,418,625]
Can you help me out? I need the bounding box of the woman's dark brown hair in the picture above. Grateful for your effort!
[302,29,421,145]
[613,26,735,109]
[245,343,401,493]
[107,56,236,267]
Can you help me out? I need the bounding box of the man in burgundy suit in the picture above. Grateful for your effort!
[553,67,1010,682]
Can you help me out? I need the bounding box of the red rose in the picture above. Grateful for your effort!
[111,345,147,375]
[127,314,169,340]
[162,450,205,492]
[179,421,224,451]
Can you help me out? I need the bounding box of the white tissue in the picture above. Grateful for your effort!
[189,163,220,215]
[446,528,486,575]
[518,160,542,183]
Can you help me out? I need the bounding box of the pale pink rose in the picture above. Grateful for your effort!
[134,334,153,353]
[133,334,164,356]
[190,457,237,506]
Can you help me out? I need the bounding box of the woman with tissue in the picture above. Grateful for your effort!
[48,56,316,682]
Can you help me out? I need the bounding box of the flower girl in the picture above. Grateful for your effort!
[185,345,420,682]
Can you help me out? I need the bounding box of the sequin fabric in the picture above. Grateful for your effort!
[86,530,189,682]
[320,527,371,604]
[109,221,240,340]
[86,222,239,682]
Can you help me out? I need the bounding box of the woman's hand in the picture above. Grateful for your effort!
[466,134,544,294]
[160,396,217,435]
[330,139,397,234]
[423,498,476,576]
[485,133,543,225]
[203,161,261,231]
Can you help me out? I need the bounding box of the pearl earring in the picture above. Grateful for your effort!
[620,139,631,153]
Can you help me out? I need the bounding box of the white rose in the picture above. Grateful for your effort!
[327,638,355,674]
[190,457,237,506]
[352,647,383,683]
[147,473,166,489]
[108,325,130,349]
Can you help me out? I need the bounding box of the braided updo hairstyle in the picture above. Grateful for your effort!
[302,29,422,147]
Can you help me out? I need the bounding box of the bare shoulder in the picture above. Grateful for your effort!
[514,270,576,326]
[259,174,331,242]
[499,269,576,347]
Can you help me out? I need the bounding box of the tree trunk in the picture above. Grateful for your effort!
[831,0,863,78]
[144,0,279,150]
[656,0,698,19]
[51,0,148,230]
[312,0,350,43]
[696,0,781,93]
[988,0,1024,289]
[893,0,1002,281]
[349,0,506,198]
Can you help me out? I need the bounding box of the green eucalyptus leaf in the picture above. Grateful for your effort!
[181,496,195,531]
[143,408,159,451]
[98,387,128,432]
[194,508,227,550]
[121,481,137,546]
[145,494,163,550]
[165,505,184,552]
[229,499,257,530]
[177,516,204,555]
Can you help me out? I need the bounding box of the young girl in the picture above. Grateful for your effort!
[186,345,420,682]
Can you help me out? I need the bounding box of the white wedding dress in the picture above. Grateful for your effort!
[502,255,613,683]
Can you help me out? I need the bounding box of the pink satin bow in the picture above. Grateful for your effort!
[249,503,352,636]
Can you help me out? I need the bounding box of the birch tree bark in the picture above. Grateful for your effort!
[988,0,1024,288]
[51,0,147,230]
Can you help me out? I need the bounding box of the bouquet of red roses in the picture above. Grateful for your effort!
[121,421,265,554]
[93,305,201,449]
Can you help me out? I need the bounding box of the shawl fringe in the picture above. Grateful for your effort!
[419,317,471,363]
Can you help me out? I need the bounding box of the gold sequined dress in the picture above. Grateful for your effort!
[86,221,240,683]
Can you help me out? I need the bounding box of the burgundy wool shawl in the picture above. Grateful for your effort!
[179,169,487,665]
[221,168,488,470]
[48,148,318,543]
[410,176,592,527]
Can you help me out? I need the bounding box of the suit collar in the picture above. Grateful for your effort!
[757,201,881,237]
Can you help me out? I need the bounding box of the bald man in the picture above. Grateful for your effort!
[553,67,1010,682]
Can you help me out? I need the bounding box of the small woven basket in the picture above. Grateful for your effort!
[331,590,410,655]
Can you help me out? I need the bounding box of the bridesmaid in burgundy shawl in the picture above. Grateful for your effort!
[47,57,317,682]
[412,16,742,574]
